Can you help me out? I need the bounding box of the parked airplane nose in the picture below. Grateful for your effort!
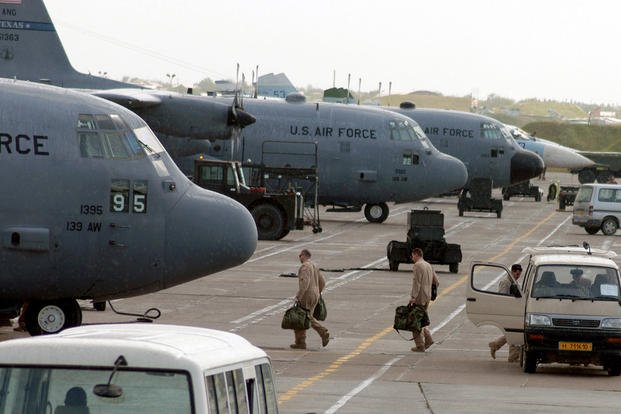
[510,149,545,184]
[436,152,469,192]
[163,185,257,287]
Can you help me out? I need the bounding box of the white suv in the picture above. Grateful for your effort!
[466,244,621,375]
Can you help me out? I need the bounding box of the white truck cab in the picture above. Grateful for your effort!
[0,324,279,413]
[466,244,621,375]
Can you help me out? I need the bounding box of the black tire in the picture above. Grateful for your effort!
[585,226,599,235]
[535,194,541,202]
[578,169,596,184]
[251,203,286,240]
[389,261,399,272]
[458,209,464,217]
[601,217,618,236]
[597,170,614,184]
[523,350,537,373]
[503,193,510,201]
[496,210,502,218]
[559,199,566,210]
[364,202,389,223]
[24,299,82,336]
[93,301,106,311]
[608,364,621,376]
[449,263,459,273]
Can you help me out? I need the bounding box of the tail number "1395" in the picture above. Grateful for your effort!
[110,179,148,214]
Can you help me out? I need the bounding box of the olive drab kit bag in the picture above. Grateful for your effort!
[313,295,327,321]
[393,304,430,335]
[281,303,311,330]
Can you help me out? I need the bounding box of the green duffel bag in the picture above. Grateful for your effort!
[393,304,430,333]
[313,296,327,321]
[281,303,310,330]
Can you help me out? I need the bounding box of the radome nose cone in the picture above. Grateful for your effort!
[511,150,544,184]
[437,153,469,192]
[164,185,257,287]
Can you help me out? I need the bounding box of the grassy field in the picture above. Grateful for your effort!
[522,122,621,152]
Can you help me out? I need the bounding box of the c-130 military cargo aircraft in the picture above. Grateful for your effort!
[0,79,257,335]
[183,96,470,223]
[387,105,545,190]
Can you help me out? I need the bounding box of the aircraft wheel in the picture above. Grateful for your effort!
[601,217,618,236]
[585,226,599,235]
[523,350,537,373]
[25,299,82,336]
[364,203,389,223]
[578,169,596,184]
[597,170,614,183]
[251,203,286,240]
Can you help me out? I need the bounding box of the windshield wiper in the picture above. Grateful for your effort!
[590,296,619,301]
[138,139,161,159]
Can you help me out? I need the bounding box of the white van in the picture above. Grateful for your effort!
[466,245,621,375]
[573,183,621,235]
[0,324,279,414]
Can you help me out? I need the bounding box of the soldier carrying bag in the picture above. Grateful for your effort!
[281,303,311,330]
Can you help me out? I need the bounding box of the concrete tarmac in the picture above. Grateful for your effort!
[3,172,621,413]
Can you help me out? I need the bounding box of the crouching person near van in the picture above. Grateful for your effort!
[489,263,523,362]
[291,249,330,349]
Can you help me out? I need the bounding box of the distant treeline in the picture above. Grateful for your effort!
[522,122,621,152]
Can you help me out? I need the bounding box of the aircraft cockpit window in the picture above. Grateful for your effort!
[79,132,108,158]
[389,120,429,147]
[78,114,147,160]
[481,123,503,140]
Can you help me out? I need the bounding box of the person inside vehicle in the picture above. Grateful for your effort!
[568,268,591,295]
[54,386,90,414]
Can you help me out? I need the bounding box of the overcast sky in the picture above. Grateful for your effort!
[45,0,621,105]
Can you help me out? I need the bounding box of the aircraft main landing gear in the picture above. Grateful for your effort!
[364,202,389,223]
[24,299,82,336]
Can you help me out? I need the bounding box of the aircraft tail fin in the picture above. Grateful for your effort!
[0,0,130,88]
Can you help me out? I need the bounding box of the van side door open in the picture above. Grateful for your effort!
[466,262,527,346]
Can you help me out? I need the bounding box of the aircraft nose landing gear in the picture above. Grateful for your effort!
[24,299,82,336]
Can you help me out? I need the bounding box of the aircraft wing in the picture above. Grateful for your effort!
[91,89,162,109]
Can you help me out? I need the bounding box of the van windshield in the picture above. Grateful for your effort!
[531,265,620,300]
[0,366,192,414]
[575,187,594,202]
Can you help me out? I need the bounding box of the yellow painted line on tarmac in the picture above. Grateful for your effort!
[278,210,558,405]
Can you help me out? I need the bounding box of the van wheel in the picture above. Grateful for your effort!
[601,217,618,236]
[585,226,599,235]
[523,350,537,373]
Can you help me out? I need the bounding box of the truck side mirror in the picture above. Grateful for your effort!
[509,284,522,298]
